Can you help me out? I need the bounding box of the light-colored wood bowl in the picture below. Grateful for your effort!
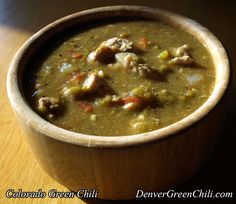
[7,6,229,200]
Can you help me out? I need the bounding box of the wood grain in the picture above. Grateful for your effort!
[0,0,235,203]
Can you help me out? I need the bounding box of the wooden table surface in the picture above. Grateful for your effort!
[0,0,235,203]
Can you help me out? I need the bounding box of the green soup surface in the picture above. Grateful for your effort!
[24,19,215,136]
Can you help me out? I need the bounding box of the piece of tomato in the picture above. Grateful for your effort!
[137,37,148,50]
[79,102,94,113]
[70,72,85,81]
[72,53,83,59]
[121,96,143,105]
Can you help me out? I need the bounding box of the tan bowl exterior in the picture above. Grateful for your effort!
[7,6,229,200]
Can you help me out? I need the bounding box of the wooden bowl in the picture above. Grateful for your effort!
[7,6,229,200]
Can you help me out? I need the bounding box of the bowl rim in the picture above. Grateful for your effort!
[7,5,230,148]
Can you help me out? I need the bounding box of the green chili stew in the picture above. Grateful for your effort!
[24,19,215,136]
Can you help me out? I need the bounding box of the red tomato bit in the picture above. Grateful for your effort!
[72,53,83,59]
[121,96,143,105]
[79,102,94,113]
[137,37,148,50]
